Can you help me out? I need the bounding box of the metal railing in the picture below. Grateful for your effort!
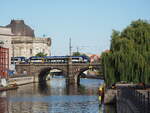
[117,86,150,113]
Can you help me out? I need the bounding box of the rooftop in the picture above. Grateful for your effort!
[6,20,35,37]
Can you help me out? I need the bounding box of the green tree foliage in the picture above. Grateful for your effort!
[72,52,89,58]
[101,19,150,85]
[35,52,47,57]
[72,52,81,56]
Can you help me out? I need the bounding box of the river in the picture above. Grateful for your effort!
[0,76,117,113]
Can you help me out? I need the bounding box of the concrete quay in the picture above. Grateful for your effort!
[8,75,35,86]
[104,83,150,113]
[104,83,146,104]
[104,89,117,104]
[0,75,35,92]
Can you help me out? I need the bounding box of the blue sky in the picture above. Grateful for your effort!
[0,0,150,55]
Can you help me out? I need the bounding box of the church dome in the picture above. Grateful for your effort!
[6,20,35,37]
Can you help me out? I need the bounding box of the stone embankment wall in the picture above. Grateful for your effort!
[104,84,150,113]
[104,88,140,113]
[104,89,117,104]
[8,76,35,85]
[104,84,137,104]
[117,97,140,113]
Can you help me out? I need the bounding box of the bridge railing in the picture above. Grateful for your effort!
[19,62,100,65]
[19,61,94,64]
[117,86,150,113]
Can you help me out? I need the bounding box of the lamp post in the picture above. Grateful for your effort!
[69,38,72,56]
[12,40,15,65]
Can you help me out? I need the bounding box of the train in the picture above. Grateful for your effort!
[11,56,27,64]
[11,56,90,64]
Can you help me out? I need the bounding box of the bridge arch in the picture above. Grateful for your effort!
[76,66,103,84]
[38,67,67,82]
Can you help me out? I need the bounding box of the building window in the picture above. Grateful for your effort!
[30,49,32,55]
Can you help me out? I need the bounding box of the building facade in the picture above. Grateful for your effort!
[0,20,51,77]
[0,47,9,78]
[7,20,51,58]
[12,36,51,58]
[0,27,12,67]
[0,27,12,77]
[0,27,12,52]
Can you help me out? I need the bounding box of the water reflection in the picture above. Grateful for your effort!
[104,105,117,113]
[0,77,117,113]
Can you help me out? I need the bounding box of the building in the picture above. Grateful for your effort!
[0,20,51,78]
[87,54,100,63]
[6,20,51,58]
[0,27,12,67]
[0,27,12,78]
[0,47,9,78]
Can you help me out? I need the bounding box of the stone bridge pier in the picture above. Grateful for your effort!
[15,57,102,85]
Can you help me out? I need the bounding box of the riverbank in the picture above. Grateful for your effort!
[8,75,35,86]
[0,85,18,91]
[104,83,150,113]
[104,83,150,104]
[0,75,35,92]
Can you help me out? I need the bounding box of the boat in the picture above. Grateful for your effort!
[0,85,18,91]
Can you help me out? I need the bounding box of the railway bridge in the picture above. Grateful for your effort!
[15,58,102,84]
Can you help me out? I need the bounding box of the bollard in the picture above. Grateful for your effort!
[143,95,145,113]
[148,92,150,111]
[148,92,150,104]
[140,93,142,104]
[135,90,137,100]
[137,92,140,104]
[117,90,120,101]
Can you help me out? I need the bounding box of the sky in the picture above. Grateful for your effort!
[0,0,150,55]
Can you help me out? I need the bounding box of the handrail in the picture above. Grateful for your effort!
[117,87,150,113]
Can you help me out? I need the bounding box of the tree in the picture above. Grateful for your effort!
[35,52,47,57]
[72,52,89,58]
[72,52,81,56]
[102,19,150,85]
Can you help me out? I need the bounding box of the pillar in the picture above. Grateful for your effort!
[67,57,77,85]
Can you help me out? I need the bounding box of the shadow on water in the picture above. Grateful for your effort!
[38,78,101,96]
[38,81,48,93]
[104,105,117,113]
[38,79,84,95]
[0,77,117,113]
[37,78,117,113]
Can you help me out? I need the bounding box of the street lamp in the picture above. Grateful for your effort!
[69,38,72,56]
[12,40,15,65]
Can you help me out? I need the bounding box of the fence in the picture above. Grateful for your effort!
[117,86,150,113]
